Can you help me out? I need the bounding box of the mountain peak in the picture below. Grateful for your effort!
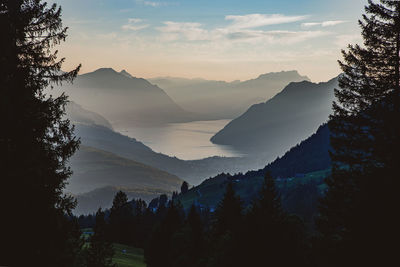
[92,68,118,75]
[257,70,310,81]
[120,69,134,78]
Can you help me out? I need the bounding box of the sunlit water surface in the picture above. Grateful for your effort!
[115,120,243,160]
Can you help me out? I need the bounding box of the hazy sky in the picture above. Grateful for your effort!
[54,0,367,82]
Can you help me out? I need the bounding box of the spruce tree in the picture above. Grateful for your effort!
[241,172,306,267]
[86,209,115,267]
[0,0,80,266]
[145,201,183,267]
[213,182,243,236]
[318,1,400,266]
[109,191,133,244]
[180,181,189,194]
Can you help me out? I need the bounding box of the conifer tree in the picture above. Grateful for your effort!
[213,182,243,236]
[0,0,80,265]
[241,172,306,267]
[181,181,189,194]
[145,201,183,267]
[109,191,133,244]
[318,1,400,266]
[86,209,115,267]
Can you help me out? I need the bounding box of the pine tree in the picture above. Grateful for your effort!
[181,181,189,194]
[145,201,183,267]
[109,191,133,244]
[206,182,243,267]
[213,182,243,236]
[241,172,307,267]
[86,209,115,267]
[318,1,400,266]
[0,1,80,266]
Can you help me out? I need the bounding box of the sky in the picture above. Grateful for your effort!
[54,0,368,82]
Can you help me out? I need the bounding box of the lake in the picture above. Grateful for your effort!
[115,119,243,160]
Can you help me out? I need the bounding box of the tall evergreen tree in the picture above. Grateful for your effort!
[86,209,115,267]
[318,1,400,266]
[213,182,243,236]
[207,182,243,267]
[109,191,133,244]
[180,181,189,194]
[145,201,183,267]
[0,1,80,266]
[241,172,307,267]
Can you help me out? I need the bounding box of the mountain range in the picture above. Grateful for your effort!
[211,77,338,161]
[55,68,197,127]
[149,70,310,119]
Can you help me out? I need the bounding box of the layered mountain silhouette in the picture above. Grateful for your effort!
[73,123,260,185]
[56,68,196,126]
[65,101,113,129]
[149,70,310,119]
[67,146,182,194]
[211,76,338,161]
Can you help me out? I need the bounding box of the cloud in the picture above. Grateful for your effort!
[225,14,308,29]
[122,18,149,31]
[301,20,347,28]
[157,22,211,41]
[135,0,168,7]
[225,30,331,45]
[156,14,329,45]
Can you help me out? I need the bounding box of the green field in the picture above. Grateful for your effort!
[113,243,146,267]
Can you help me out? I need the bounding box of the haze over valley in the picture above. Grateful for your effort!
[58,67,337,213]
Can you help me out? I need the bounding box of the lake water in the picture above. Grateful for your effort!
[115,119,243,160]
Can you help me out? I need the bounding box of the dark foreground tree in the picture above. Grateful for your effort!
[0,0,80,265]
[145,201,183,267]
[86,209,115,267]
[108,191,134,244]
[318,1,400,266]
[238,172,307,267]
[207,182,243,267]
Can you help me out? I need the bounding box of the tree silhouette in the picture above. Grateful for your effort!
[0,1,80,266]
[86,209,115,267]
[109,191,133,244]
[180,181,189,194]
[318,1,400,266]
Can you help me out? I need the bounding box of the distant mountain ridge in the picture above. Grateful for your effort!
[55,68,197,127]
[149,70,310,119]
[211,76,338,161]
[65,101,113,129]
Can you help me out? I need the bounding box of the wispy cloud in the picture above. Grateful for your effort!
[301,20,347,28]
[157,13,328,45]
[157,22,211,41]
[122,18,149,31]
[225,14,308,29]
[135,0,168,7]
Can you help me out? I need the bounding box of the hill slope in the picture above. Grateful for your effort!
[211,77,337,160]
[178,123,332,225]
[65,101,113,129]
[67,146,183,194]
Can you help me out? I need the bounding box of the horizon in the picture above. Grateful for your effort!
[76,66,316,83]
[54,0,367,82]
